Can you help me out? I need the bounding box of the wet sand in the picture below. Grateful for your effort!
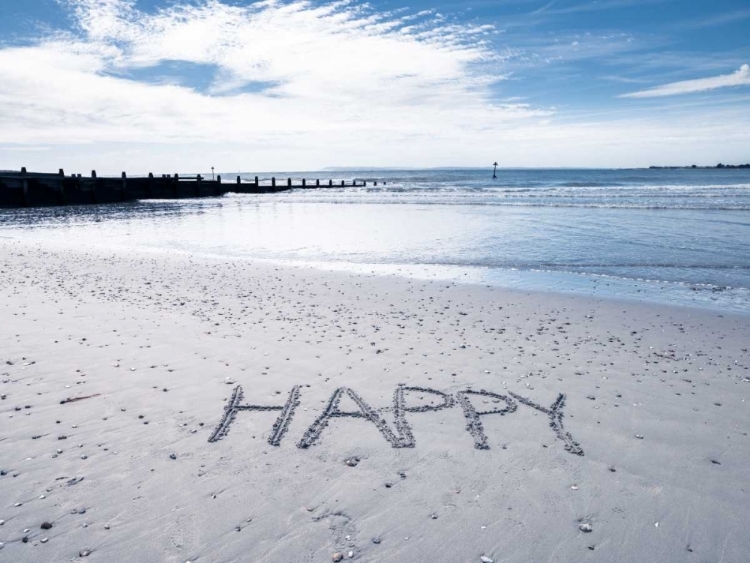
[1,237,749,562]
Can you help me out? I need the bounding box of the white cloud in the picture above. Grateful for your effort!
[0,0,749,171]
[0,1,540,149]
[619,64,750,98]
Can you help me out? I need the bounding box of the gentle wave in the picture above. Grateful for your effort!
[230,176,750,210]
[226,193,750,211]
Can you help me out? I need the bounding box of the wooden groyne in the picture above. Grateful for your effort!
[0,169,375,208]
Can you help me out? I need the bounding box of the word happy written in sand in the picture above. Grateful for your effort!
[209,385,584,455]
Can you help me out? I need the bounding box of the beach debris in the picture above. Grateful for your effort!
[332,552,344,562]
[344,457,360,467]
[480,557,494,563]
[79,548,93,557]
[67,477,84,486]
[41,521,53,529]
[170,453,177,460]
[60,394,100,405]
[635,434,644,439]
[579,523,593,533]
[372,537,381,544]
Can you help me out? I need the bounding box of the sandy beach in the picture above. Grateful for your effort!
[1,237,749,562]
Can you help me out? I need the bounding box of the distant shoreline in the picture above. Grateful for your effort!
[648,163,750,170]
[319,165,750,172]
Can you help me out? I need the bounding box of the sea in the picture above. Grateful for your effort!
[2,168,750,314]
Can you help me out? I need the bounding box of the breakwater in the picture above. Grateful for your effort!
[0,168,371,208]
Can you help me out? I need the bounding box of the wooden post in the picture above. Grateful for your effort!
[374,181,378,186]
[341,180,345,187]
[148,172,154,198]
[316,179,320,187]
[74,174,81,203]
[20,167,29,207]
[363,181,366,186]
[254,176,259,187]
[237,175,241,185]
[174,173,179,198]
[329,180,333,187]
[91,170,97,203]
[287,178,292,187]
[121,172,127,201]
[302,178,306,187]
[196,174,202,197]
[59,168,65,204]
[272,177,276,188]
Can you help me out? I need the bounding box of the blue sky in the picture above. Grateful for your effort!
[0,0,748,172]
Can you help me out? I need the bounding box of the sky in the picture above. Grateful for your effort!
[0,0,749,173]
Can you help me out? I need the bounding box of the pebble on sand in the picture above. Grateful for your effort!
[579,523,593,533]
[332,552,344,562]
[481,556,494,563]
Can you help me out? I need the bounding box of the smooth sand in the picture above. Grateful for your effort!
[0,237,749,563]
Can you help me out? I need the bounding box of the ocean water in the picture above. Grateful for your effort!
[2,168,750,313]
